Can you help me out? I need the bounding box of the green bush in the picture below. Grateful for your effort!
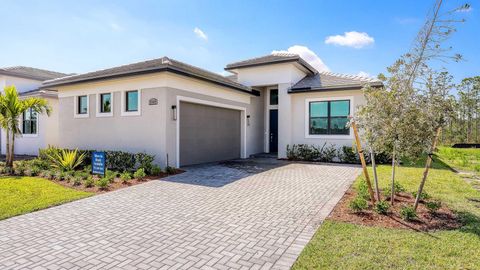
[425,201,442,214]
[374,200,390,215]
[319,144,337,162]
[75,171,89,180]
[286,144,320,161]
[349,196,369,212]
[84,177,95,188]
[46,148,86,171]
[105,170,118,183]
[339,146,360,164]
[105,150,135,172]
[400,206,417,221]
[165,166,177,175]
[96,178,110,190]
[357,181,371,200]
[133,168,146,181]
[53,171,65,181]
[120,171,132,184]
[393,182,406,193]
[412,191,431,201]
[72,177,82,186]
[150,165,162,176]
[135,153,155,174]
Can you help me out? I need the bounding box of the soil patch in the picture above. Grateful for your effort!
[328,188,462,231]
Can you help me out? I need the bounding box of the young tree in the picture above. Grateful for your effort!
[0,86,51,169]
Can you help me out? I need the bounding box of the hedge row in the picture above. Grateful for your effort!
[39,147,155,173]
[286,144,391,164]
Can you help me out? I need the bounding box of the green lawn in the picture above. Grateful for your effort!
[293,155,480,270]
[0,176,92,220]
[437,146,480,172]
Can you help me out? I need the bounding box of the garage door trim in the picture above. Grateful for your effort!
[175,96,247,167]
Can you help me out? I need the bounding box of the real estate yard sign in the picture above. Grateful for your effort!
[92,151,106,176]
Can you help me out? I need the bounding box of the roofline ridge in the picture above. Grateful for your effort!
[319,71,379,83]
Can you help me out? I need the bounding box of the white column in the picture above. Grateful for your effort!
[277,83,292,158]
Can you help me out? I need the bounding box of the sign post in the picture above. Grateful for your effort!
[92,151,106,176]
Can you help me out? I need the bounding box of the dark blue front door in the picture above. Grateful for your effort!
[269,109,278,153]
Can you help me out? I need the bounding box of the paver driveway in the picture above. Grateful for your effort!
[0,158,360,270]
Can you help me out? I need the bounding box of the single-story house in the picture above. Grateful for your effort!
[37,53,381,167]
[0,67,68,155]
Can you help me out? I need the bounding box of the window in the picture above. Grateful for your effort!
[22,108,37,135]
[78,95,88,114]
[309,100,350,135]
[100,93,112,113]
[270,89,278,105]
[126,90,138,112]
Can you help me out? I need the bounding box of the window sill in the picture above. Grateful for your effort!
[121,111,141,117]
[22,134,38,138]
[74,113,89,119]
[305,134,353,140]
[96,112,113,118]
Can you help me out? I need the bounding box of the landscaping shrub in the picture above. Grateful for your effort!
[105,170,118,183]
[165,166,176,175]
[338,146,360,164]
[286,144,321,161]
[357,181,371,200]
[74,171,89,180]
[400,206,417,221]
[120,171,132,184]
[72,177,82,186]
[319,144,337,162]
[105,150,135,172]
[374,200,390,215]
[53,171,65,181]
[133,168,146,181]
[135,153,155,174]
[412,191,431,201]
[46,148,86,171]
[84,177,95,188]
[151,165,162,176]
[96,177,110,190]
[349,196,369,212]
[425,201,442,214]
[393,182,406,194]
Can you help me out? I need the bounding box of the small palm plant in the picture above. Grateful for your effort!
[47,148,86,172]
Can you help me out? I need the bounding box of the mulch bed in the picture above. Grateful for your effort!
[328,188,462,232]
[50,171,184,194]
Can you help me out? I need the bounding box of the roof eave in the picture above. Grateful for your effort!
[288,82,383,93]
[224,58,299,71]
[42,67,259,96]
[0,70,47,81]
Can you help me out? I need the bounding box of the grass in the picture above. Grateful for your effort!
[293,152,480,270]
[437,146,480,172]
[0,176,92,220]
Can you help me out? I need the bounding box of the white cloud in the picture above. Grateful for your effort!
[325,31,374,48]
[109,22,123,32]
[271,45,330,72]
[356,71,372,78]
[193,27,208,41]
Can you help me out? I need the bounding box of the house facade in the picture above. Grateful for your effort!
[39,53,381,167]
[0,67,67,155]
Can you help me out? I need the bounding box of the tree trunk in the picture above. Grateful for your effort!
[5,128,11,169]
[370,148,381,201]
[414,127,442,211]
[390,148,396,205]
[9,133,15,168]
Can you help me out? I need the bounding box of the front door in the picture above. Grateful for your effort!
[269,109,278,153]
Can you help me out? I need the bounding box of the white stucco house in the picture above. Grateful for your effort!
[0,67,68,156]
[3,53,382,167]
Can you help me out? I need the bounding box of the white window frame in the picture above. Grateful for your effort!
[304,96,354,139]
[21,109,39,138]
[121,89,141,116]
[74,94,89,118]
[96,92,114,117]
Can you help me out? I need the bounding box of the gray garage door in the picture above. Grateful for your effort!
[180,102,241,166]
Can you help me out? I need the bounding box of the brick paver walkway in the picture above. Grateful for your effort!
[0,159,360,270]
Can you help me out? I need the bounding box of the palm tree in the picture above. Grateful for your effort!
[0,86,51,169]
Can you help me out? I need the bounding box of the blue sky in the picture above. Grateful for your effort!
[0,0,477,83]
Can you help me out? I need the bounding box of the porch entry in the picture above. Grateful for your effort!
[269,109,278,153]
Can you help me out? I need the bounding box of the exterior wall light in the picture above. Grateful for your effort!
[247,115,251,126]
[171,105,177,121]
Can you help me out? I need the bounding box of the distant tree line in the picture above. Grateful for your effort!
[443,76,480,144]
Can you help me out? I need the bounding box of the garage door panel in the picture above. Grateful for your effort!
[180,102,241,166]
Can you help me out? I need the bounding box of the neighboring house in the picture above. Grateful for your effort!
[41,53,382,167]
[0,67,68,155]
